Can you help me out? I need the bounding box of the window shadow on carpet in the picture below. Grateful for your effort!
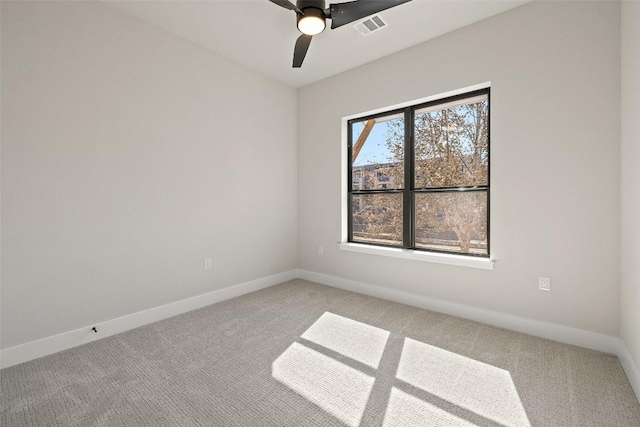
[272,311,531,427]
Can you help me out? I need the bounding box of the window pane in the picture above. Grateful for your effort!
[352,113,404,190]
[414,191,487,255]
[352,193,403,246]
[414,95,488,188]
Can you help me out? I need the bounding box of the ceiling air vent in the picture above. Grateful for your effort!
[353,14,387,36]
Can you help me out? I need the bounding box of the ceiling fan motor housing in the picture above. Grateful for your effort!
[296,0,326,14]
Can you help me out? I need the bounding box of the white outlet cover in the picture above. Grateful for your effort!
[204,259,212,271]
[539,276,551,291]
[318,247,324,256]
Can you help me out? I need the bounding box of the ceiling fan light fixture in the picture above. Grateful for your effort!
[268,0,413,68]
[297,8,326,35]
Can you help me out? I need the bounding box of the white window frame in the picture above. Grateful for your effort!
[339,83,494,270]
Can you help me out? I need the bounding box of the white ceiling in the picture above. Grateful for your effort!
[105,0,530,88]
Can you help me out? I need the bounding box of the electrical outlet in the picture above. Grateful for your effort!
[318,246,324,256]
[204,259,212,271]
[539,276,551,291]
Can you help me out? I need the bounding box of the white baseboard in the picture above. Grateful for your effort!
[0,270,298,369]
[3,267,638,405]
[617,338,640,403]
[299,269,640,401]
[298,269,620,354]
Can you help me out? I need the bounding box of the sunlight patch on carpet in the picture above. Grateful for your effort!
[301,312,390,369]
[272,342,375,427]
[396,338,531,427]
[382,387,477,426]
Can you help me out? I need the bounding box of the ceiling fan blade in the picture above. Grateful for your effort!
[328,0,411,29]
[268,0,303,14]
[293,34,313,68]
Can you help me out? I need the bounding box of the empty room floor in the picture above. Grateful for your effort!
[2,279,639,426]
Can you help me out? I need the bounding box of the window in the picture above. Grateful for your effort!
[347,89,490,257]
[353,169,363,186]
[375,169,392,186]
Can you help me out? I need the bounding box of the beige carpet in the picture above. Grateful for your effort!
[2,279,639,426]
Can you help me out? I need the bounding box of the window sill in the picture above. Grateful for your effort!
[337,242,494,270]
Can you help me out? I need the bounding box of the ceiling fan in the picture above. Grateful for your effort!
[268,0,412,68]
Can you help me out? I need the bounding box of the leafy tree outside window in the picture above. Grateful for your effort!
[347,89,490,257]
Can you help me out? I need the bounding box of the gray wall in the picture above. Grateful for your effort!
[2,0,633,363]
[0,1,298,349]
[298,1,621,335]
[621,1,640,378]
